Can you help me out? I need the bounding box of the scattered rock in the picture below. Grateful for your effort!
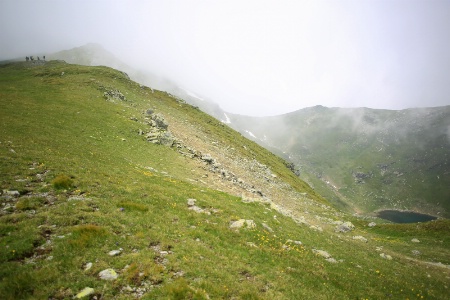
[262,223,273,232]
[286,239,302,245]
[411,238,420,243]
[186,198,212,214]
[368,222,376,227]
[352,236,368,243]
[380,253,392,260]
[99,268,118,280]
[229,219,256,229]
[84,262,93,271]
[335,221,355,233]
[412,250,421,256]
[75,287,94,299]
[3,190,20,197]
[325,258,338,263]
[246,242,258,248]
[312,249,332,259]
[310,225,323,232]
[108,249,122,256]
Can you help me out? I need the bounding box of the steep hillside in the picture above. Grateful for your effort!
[227,106,450,218]
[1,61,449,299]
[50,44,227,121]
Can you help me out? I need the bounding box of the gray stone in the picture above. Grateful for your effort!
[99,268,118,280]
[286,239,302,245]
[352,235,368,243]
[75,287,94,299]
[84,262,93,271]
[201,154,214,163]
[368,222,376,227]
[151,113,168,129]
[380,253,392,260]
[335,221,355,233]
[187,199,196,206]
[108,249,122,256]
[229,219,255,229]
[312,249,332,259]
[262,223,273,232]
[411,238,420,243]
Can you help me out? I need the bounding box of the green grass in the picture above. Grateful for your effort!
[0,61,449,299]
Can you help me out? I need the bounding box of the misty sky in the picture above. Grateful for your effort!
[1,0,450,116]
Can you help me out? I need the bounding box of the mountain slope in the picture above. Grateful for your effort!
[227,106,450,218]
[0,61,449,299]
[50,43,228,121]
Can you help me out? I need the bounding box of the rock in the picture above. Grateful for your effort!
[99,268,118,280]
[368,222,376,227]
[188,205,207,214]
[411,238,420,243]
[187,199,196,206]
[286,239,302,245]
[151,113,168,129]
[201,154,214,163]
[4,190,20,197]
[84,262,93,271]
[412,250,421,256]
[325,258,338,263]
[352,236,368,243]
[245,220,256,228]
[229,219,256,229]
[380,253,392,260]
[310,225,323,232]
[75,287,94,299]
[312,249,332,259]
[246,242,258,248]
[108,249,122,256]
[229,219,245,228]
[335,221,355,233]
[262,223,273,232]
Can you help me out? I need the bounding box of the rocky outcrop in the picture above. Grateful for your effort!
[142,110,178,147]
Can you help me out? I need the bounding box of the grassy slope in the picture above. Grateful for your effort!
[0,61,449,299]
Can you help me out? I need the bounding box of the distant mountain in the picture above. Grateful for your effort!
[50,43,227,119]
[227,106,450,218]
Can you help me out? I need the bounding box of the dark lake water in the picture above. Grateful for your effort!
[376,210,437,223]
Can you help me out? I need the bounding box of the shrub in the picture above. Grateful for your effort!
[51,174,74,190]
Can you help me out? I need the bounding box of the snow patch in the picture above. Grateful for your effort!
[222,113,231,124]
[245,130,257,139]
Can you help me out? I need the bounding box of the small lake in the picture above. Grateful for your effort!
[376,210,437,223]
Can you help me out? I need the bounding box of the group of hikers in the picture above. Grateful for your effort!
[26,55,45,61]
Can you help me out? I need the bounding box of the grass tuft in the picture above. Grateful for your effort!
[51,174,74,190]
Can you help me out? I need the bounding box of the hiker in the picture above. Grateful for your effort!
[43,55,46,60]
[30,56,34,61]
[26,56,29,61]
[37,56,40,61]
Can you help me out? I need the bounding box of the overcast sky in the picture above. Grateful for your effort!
[1,0,450,116]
